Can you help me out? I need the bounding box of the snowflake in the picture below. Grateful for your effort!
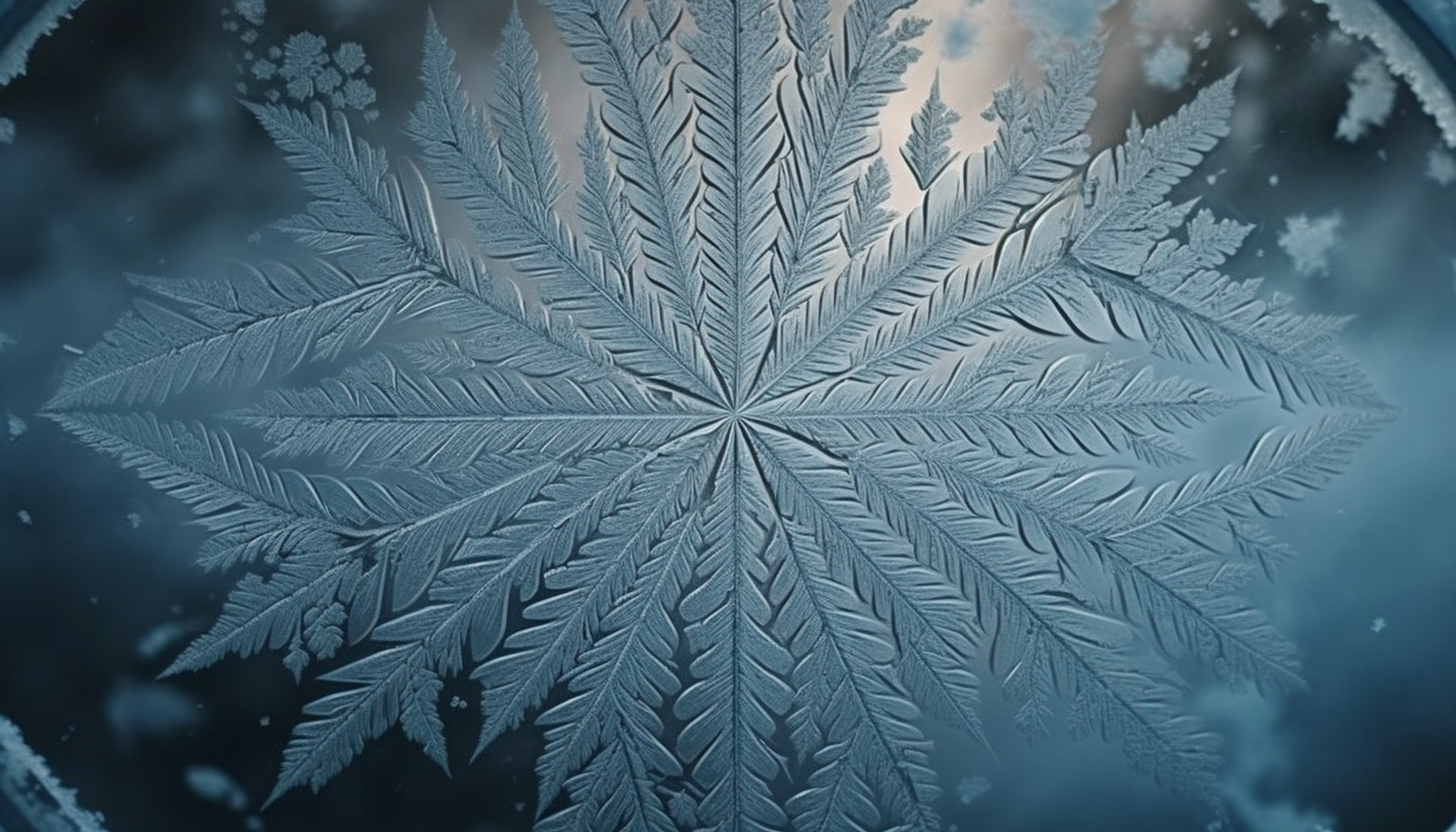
[1336,55,1396,143]
[942,16,978,60]
[333,42,368,75]
[955,774,991,805]
[1279,212,1344,277]
[234,0,267,27]
[1144,38,1191,91]
[45,2,1384,829]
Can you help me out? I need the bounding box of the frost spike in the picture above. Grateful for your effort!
[901,72,962,190]
[683,0,788,403]
[488,3,567,213]
[539,0,722,399]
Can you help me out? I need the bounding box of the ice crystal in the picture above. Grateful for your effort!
[1144,38,1191,91]
[942,16,978,61]
[955,774,991,805]
[1279,212,1344,277]
[1336,55,1397,142]
[1427,147,1456,186]
[7,412,26,440]
[234,0,267,27]
[223,1,378,122]
[46,1,1384,829]
[0,714,109,831]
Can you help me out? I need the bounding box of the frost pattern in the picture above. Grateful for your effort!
[1336,55,1397,142]
[1278,212,1343,277]
[46,2,1384,828]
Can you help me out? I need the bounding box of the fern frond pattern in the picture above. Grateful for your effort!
[46,1,1386,829]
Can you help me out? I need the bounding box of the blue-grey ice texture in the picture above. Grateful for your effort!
[44,1,1387,829]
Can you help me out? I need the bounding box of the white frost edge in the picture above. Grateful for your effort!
[0,0,90,87]
[1314,0,1456,147]
[0,715,109,832]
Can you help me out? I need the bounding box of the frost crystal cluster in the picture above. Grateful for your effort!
[46,1,1384,829]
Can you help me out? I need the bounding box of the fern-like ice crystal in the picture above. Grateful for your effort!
[46,1,1386,829]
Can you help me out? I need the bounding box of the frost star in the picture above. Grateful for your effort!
[45,1,1384,829]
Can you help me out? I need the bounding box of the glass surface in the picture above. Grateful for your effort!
[1,1,1454,831]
